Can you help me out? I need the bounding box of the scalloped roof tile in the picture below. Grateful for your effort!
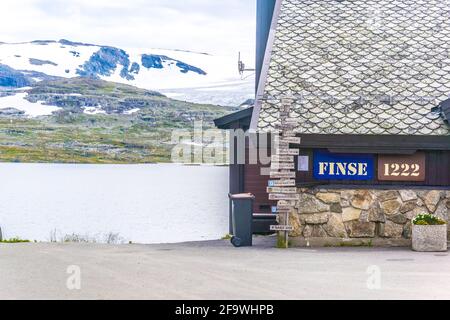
[257,0,450,136]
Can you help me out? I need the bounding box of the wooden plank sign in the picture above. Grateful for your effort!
[282,131,296,137]
[378,152,426,182]
[278,149,300,156]
[266,187,297,194]
[283,118,299,125]
[277,137,301,144]
[274,123,296,130]
[268,179,296,187]
[271,155,294,162]
[268,193,299,200]
[270,225,294,231]
[270,171,296,178]
[271,162,295,170]
[276,204,295,210]
[275,142,290,149]
[277,200,296,206]
[272,205,294,213]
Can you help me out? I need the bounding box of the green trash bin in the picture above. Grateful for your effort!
[228,193,255,247]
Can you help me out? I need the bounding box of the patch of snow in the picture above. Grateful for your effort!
[84,105,106,115]
[0,42,99,78]
[12,86,33,91]
[124,108,140,115]
[0,92,60,116]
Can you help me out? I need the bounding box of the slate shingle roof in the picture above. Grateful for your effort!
[256,0,450,135]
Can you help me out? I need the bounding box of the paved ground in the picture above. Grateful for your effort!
[0,236,449,300]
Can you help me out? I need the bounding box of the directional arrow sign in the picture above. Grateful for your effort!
[268,179,296,187]
[271,155,294,162]
[279,137,301,144]
[271,162,295,170]
[274,123,296,130]
[274,202,295,210]
[282,131,296,137]
[270,225,294,231]
[284,118,300,125]
[277,149,300,156]
[270,171,296,178]
[275,142,290,149]
[269,193,299,200]
[278,200,296,206]
[267,187,297,194]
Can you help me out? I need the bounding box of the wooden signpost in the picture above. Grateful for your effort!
[267,99,300,249]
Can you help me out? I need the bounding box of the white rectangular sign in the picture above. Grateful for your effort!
[298,155,309,172]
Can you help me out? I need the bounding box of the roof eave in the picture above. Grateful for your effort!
[250,0,283,131]
[214,107,253,129]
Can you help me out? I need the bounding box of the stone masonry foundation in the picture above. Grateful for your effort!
[287,188,450,247]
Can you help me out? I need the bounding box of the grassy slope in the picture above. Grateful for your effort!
[0,78,236,163]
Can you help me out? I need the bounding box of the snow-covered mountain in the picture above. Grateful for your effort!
[0,39,254,106]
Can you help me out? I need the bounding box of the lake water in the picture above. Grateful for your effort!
[0,163,229,244]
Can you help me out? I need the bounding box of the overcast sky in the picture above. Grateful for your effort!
[0,0,256,61]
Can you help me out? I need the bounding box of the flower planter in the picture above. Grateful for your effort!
[412,224,447,252]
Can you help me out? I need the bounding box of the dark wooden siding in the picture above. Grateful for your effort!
[244,163,276,213]
[244,148,275,213]
[244,148,450,213]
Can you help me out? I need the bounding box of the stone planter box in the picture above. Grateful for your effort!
[412,224,447,252]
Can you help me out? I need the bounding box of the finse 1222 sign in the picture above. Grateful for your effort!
[313,151,375,181]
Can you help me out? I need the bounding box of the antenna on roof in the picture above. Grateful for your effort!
[238,52,255,79]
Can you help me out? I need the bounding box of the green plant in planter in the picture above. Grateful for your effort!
[412,214,446,225]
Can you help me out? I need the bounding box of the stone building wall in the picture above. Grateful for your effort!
[288,188,450,246]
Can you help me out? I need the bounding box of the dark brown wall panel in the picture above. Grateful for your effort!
[243,148,450,212]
